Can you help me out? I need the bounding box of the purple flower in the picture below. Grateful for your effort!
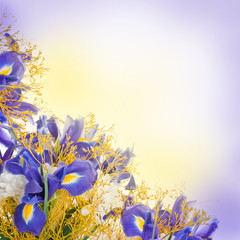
[102,146,135,183]
[156,194,188,228]
[0,50,38,124]
[53,159,98,196]
[35,115,102,169]
[4,147,98,236]
[120,204,159,240]
[0,86,38,125]
[0,51,25,90]
[174,218,218,240]
[13,196,47,236]
[59,115,84,146]
[0,125,15,164]
[192,218,218,239]
[125,174,137,190]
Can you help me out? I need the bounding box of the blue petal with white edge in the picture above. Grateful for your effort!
[24,180,42,195]
[59,116,84,145]
[38,150,56,165]
[142,212,159,240]
[157,209,171,226]
[171,194,186,227]
[195,218,218,238]
[0,125,12,146]
[174,227,191,240]
[75,138,92,157]
[188,237,202,240]
[0,108,7,123]
[5,148,39,175]
[0,51,25,86]
[59,159,97,196]
[121,204,154,237]
[0,164,3,174]
[54,161,68,182]
[47,117,59,140]
[13,196,47,236]
[125,175,137,190]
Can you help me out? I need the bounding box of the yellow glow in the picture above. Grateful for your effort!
[135,216,144,231]
[23,204,33,223]
[0,65,12,75]
[62,173,80,184]
[77,138,88,143]
[38,8,224,194]
[20,156,24,167]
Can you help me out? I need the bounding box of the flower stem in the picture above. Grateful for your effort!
[0,85,14,88]
[44,173,48,218]
[168,232,173,240]
[152,217,158,239]
[40,165,44,176]
[83,224,100,240]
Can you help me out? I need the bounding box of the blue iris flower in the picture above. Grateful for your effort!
[174,218,218,240]
[125,174,137,190]
[4,147,98,236]
[0,125,15,173]
[120,204,159,240]
[13,195,47,236]
[35,115,103,169]
[101,146,135,183]
[0,51,25,90]
[0,51,38,124]
[156,194,190,228]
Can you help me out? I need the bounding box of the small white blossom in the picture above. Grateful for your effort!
[95,174,124,220]
[81,207,90,216]
[0,170,28,201]
[39,163,58,175]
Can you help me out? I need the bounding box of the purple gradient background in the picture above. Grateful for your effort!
[1,1,240,239]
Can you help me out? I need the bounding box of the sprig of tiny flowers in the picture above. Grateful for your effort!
[0,17,218,240]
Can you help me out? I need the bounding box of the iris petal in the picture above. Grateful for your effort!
[157,210,171,226]
[47,117,59,140]
[59,159,97,196]
[0,164,3,174]
[121,204,153,237]
[5,148,39,175]
[14,202,46,236]
[174,227,191,240]
[142,212,159,240]
[24,180,42,195]
[59,116,84,145]
[6,101,38,114]
[0,51,25,85]
[0,125,12,146]
[188,237,202,240]
[171,194,186,226]
[195,218,218,238]
[0,64,12,75]
[125,175,137,190]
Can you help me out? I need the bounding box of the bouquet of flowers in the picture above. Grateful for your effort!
[0,17,218,240]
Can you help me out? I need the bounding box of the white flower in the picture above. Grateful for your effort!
[95,174,124,220]
[81,207,90,216]
[41,163,58,175]
[0,170,28,201]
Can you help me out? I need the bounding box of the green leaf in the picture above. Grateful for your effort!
[0,233,10,239]
[48,191,60,210]
[83,224,100,240]
[64,208,77,221]
[38,203,44,212]
[63,225,72,238]
[54,208,77,238]
[168,232,173,240]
